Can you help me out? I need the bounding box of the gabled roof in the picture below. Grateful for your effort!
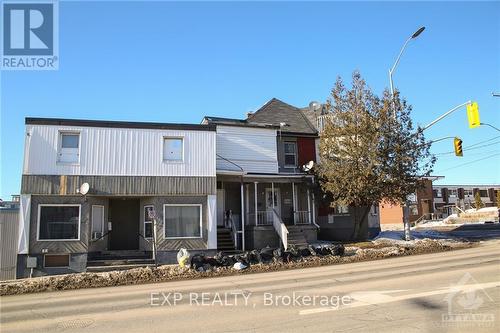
[202,116,279,129]
[247,98,318,135]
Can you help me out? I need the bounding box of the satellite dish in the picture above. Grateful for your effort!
[309,101,321,112]
[79,183,90,195]
[279,122,287,128]
[302,160,315,172]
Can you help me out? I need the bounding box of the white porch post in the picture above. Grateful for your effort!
[312,192,316,225]
[240,182,245,251]
[307,188,311,224]
[254,182,258,226]
[292,182,296,224]
[271,182,275,211]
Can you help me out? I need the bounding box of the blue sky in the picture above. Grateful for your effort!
[1,1,499,199]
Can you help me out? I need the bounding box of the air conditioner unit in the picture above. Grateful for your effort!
[92,231,103,240]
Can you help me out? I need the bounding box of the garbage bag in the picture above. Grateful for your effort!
[177,248,191,267]
[247,250,261,264]
[328,244,345,256]
[190,254,206,270]
[233,262,248,270]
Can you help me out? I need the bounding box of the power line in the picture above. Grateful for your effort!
[434,139,500,155]
[465,135,500,148]
[435,153,500,173]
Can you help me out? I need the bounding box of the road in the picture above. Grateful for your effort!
[1,241,499,333]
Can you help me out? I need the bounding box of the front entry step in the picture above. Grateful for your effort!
[286,226,310,248]
[86,262,155,273]
[217,227,236,251]
[87,250,154,272]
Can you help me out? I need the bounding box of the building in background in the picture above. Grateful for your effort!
[378,177,444,228]
[433,184,500,216]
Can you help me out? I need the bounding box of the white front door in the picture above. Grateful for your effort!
[265,188,281,220]
[217,189,225,227]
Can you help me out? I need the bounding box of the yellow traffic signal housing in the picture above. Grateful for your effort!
[454,137,463,157]
[466,102,480,128]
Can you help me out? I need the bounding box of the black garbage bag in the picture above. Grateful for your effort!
[247,250,261,264]
[299,247,313,257]
[190,254,206,270]
[272,248,282,259]
[327,244,345,256]
[281,251,294,263]
[307,245,317,256]
[205,257,221,267]
[259,247,275,263]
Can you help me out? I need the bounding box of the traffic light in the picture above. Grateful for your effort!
[466,102,480,128]
[454,137,463,157]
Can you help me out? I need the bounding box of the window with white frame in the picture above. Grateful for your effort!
[144,205,154,239]
[433,189,442,198]
[164,204,201,238]
[464,189,473,196]
[284,141,297,167]
[38,205,80,240]
[163,138,183,161]
[333,205,349,215]
[91,205,104,240]
[449,189,458,197]
[58,132,80,163]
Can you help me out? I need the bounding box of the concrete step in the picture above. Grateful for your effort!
[87,258,155,267]
[86,263,155,273]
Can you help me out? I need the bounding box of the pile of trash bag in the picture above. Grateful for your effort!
[177,243,345,272]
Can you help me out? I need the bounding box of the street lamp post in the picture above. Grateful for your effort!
[388,26,425,241]
[389,26,425,117]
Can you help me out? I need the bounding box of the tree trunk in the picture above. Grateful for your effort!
[351,206,371,241]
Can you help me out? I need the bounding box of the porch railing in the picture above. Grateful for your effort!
[294,211,310,225]
[272,209,288,250]
[256,211,273,225]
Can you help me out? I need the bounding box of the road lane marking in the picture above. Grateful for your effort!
[299,281,500,315]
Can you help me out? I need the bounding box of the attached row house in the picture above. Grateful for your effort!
[17,98,380,277]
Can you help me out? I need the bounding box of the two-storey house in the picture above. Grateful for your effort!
[18,118,217,276]
[202,98,320,251]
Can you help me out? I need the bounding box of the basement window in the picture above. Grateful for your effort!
[44,254,70,268]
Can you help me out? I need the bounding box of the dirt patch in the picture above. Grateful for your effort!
[0,239,474,296]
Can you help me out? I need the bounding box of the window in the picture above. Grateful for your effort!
[333,205,349,215]
[91,205,104,240]
[409,204,419,216]
[433,189,442,198]
[58,132,80,163]
[163,138,183,161]
[449,189,458,197]
[479,190,488,197]
[38,205,80,240]
[144,205,154,239]
[44,254,70,268]
[464,189,473,196]
[284,141,297,167]
[164,204,202,238]
[370,204,378,215]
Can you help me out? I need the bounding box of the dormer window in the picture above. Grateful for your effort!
[284,141,297,167]
[58,132,80,164]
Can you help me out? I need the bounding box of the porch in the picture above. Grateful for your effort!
[216,174,319,251]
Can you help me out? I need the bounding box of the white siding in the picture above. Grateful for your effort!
[24,125,216,177]
[216,125,278,174]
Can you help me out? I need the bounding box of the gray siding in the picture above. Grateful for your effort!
[141,196,209,251]
[29,195,92,254]
[0,210,19,280]
[22,175,216,196]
